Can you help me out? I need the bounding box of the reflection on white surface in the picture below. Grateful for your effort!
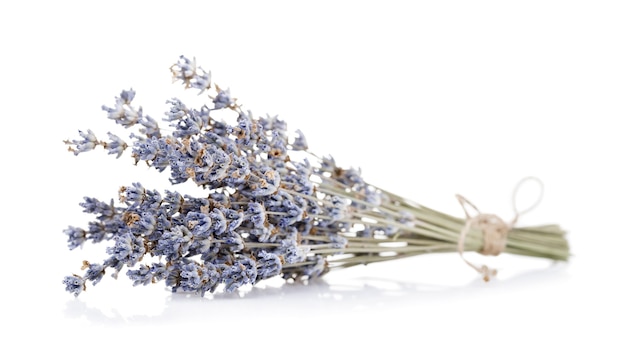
[62,258,570,325]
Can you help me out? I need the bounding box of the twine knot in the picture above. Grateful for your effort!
[457,177,543,281]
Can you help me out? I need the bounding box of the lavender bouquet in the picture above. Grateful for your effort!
[62,56,569,297]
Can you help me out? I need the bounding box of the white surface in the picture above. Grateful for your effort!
[1,1,625,347]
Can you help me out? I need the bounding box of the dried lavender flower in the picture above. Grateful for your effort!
[61,56,570,297]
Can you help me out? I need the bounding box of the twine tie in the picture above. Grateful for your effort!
[457,177,544,281]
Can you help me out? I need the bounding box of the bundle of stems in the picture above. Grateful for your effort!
[322,187,569,270]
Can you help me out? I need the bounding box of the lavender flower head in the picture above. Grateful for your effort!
[62,56,570,297]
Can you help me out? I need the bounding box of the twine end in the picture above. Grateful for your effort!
[480,265,497,282]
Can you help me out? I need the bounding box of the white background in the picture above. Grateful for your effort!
[1,1,625,347]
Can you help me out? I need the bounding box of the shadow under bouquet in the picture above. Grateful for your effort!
[62,56,569,297]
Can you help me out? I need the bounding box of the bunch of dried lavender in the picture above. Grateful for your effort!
[62,56,569,297]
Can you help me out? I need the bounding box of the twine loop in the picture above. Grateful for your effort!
[457,177,544,281]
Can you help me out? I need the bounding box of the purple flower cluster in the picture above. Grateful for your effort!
[63,56,412,297]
